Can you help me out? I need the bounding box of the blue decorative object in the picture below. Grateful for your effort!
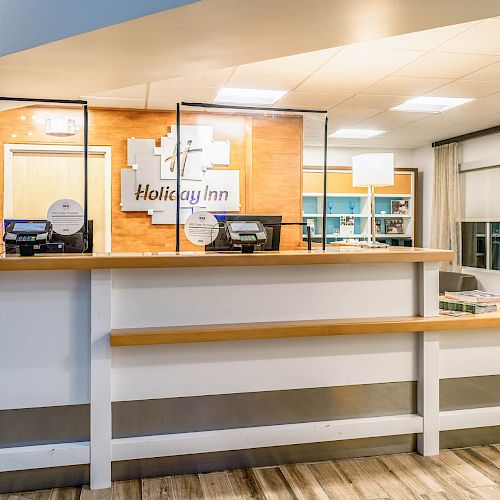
[328,201,333,214]
[350,201,355,214]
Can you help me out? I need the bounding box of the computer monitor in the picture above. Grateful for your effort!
[206,214,282,251]
[3,219,93,253]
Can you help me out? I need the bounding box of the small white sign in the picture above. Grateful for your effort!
[184,211,219,246]
[47,199,84,235]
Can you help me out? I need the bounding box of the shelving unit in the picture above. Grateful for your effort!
[303,168,417,246]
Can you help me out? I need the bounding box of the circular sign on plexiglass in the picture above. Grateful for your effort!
[47,199,84,235]
[184,211,219,246]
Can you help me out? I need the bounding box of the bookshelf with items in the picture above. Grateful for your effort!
[302,168,417,246]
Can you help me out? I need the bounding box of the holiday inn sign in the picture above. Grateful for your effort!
[121,125,240,224]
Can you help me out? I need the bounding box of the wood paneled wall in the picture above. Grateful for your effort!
[0,106,303,251]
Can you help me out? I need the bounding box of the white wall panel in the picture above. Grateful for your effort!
[462,168,500,219]
[464,267,500,293]
[112,332,419,400]
[440,328,500,379]
[111,263,418,328]
[303,146,415,167]
[0,270,90,410]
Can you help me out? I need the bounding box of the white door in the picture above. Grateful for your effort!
[6,149,109,252]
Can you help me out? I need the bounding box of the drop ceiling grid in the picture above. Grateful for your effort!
[84,17,500,147]
[325,18,500,138]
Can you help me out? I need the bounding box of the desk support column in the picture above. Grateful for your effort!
[417,261,440,456]
[90,269,112,489]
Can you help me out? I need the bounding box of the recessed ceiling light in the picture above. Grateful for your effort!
[11,133,16,138]
[214,87,287,105]
[20,115,26,121]
[27,131,33,136]
[329,129,386,139]
[391,96,474,113]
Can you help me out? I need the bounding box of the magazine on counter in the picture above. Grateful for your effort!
[444,290,500,303]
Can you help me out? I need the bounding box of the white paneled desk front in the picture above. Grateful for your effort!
[4,248,499,490]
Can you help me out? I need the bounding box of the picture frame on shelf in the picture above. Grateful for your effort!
[340,215,355,237]
[391,199,409,215]
[375,219,382,234]
[385,218,404,234]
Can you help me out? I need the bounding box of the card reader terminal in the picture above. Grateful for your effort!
[224,220,268,253]
[3,221,52,256]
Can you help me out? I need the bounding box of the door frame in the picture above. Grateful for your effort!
[3,143,112,252]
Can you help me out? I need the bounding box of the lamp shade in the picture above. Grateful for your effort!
[352,153,394,187]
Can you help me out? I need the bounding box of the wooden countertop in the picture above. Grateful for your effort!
[0,247,453,271]
[111,311,500,346]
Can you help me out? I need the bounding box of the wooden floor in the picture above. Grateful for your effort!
[4,445,500,499]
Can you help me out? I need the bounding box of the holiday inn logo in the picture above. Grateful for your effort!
[134,183,229,205]
[121,125,239,224]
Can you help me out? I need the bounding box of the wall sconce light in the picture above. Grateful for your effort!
[45,118,77,137]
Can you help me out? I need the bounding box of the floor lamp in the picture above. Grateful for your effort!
[352,153,394,247]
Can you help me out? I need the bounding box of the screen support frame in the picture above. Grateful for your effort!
[180,101,329,252]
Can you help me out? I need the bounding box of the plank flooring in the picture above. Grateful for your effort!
[5,444,500,499]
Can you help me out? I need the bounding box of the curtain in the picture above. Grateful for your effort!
[431,143,462,271]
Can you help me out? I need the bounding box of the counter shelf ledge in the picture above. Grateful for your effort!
[110,312,500,346]
[0,247,453,271]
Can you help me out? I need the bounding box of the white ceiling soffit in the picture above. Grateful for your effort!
[1,0,500,99]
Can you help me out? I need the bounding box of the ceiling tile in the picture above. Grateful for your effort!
[482,91,500,101]
[326,136,421,148]
[148,85,218,109]
[430,113,500,141]
[426,79,500,98]
[356,22,477,51]
[296,73,382,93]
[391,115,459,134]
[337,94,410,110]
[153,67,235,88]
[225,67,309,90]
[327,107,383,128]
[394,52,499,79]
[437,19,500,55]
[274,91,352,110]
[85,84,147,99]
[353,110,430,130]
[318,46,424,75]
[439,98,500,119]
[241,47,341,73]
[463,61,500,82]
[362,75,452,96]
[398,99,500,131]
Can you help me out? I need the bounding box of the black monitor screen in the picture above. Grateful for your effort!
[12,222,47,232]
[229,222,260,232]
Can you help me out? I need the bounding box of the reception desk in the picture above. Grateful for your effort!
[3,247,500,491]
